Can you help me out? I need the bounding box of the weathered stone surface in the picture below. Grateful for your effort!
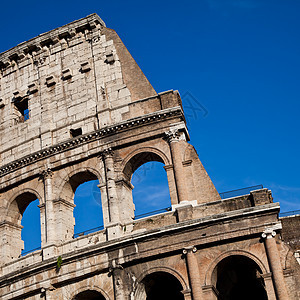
[0,13,299,300]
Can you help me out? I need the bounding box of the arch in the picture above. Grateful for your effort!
[71,286,109,300]
[58,167,102,203]
[122,147,170,181]
[134,268,186,300]
[4,189,42,259]
[55,166,104,242]
[136,266,188,290]
[7,189,42,223]
[205,249,268,286]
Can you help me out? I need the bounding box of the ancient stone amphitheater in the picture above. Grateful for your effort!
[0,13,299,300]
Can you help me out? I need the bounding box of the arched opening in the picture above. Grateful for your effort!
[213,255,268,300]
[139,271,184,300]
[132,162,171,218]
[73,290,106,300]
[58,170,103,240]
[21,199,41,255]
[123,151,172,219]
[73,179,103,237]
[7,192,41,258]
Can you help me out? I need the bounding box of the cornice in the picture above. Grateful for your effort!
[0,107,183,177]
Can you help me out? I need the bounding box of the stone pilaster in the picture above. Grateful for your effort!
[40,168,56,245]
[109,260,129,300]
[183,246,204,300]
[262,226,289,300]
[165,128,188,204]
[100,149,122,239]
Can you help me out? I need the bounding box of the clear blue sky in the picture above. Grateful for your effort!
[2,1,299,252]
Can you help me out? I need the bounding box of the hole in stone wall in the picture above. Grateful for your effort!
[73,180,104,237]
[70,128,82,138]
[132,161,171,219]
[21,198,41,255]
[14,98,29,122]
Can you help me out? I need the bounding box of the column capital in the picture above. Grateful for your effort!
[39,168,53,180]
[99,148,114,159]
[164,128,181,143]
[262,223,282,239]
[183,246,197,255]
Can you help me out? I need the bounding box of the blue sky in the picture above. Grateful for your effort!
[2,0,299,251]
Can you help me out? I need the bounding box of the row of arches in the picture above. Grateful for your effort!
[70,255,268,300]
[19,159,171,254]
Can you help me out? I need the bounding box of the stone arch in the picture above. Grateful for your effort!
[6,188,42,224]
[71,285,110,300]
[205,250,268,286]
[134,266,188,300]
[57,166,103,203]
[119,147,173,221]
[121,147,170,181]
[205,251,269,300]
[4,189,42,260]
[55,166,104,242]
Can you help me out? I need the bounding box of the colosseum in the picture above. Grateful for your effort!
[0,13,299,300]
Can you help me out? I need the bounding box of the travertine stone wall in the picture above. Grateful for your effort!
[0,13,156,166]
[0,13,299,300]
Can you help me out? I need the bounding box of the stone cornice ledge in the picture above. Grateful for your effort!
[0,107,183,177]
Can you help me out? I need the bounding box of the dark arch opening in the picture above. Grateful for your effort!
[73,290,106,300]
[70,171,103,237]
[215,255,268,300]
[141,271,184,300]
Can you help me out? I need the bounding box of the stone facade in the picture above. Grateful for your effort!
[0,14,299,300]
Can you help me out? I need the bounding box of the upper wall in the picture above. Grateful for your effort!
[0,14,158,166]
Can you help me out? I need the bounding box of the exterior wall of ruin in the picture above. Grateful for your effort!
[0,13,299,300]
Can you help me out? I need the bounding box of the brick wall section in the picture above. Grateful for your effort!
[102,27,156,101]
[280,215,300,249]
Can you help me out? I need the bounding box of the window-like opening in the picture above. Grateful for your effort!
[7,192,41,258]
[214,255,268,300]
[132,161,171,219]
[73,290,106,300]
[13,97,29,122]
[70,128,82,138]
[21,198,41,255]
[123,152,172,220]
[140,272,184,300]
[73,179,103,237]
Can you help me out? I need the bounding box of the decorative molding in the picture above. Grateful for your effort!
[0,107,183,177]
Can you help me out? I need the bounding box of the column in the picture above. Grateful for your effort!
[262,228,289,300]
[165,129,188,203]
[40,168,56,245]
[101,149,120,224]
[110,260,128,300]
[183,246,204,300]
